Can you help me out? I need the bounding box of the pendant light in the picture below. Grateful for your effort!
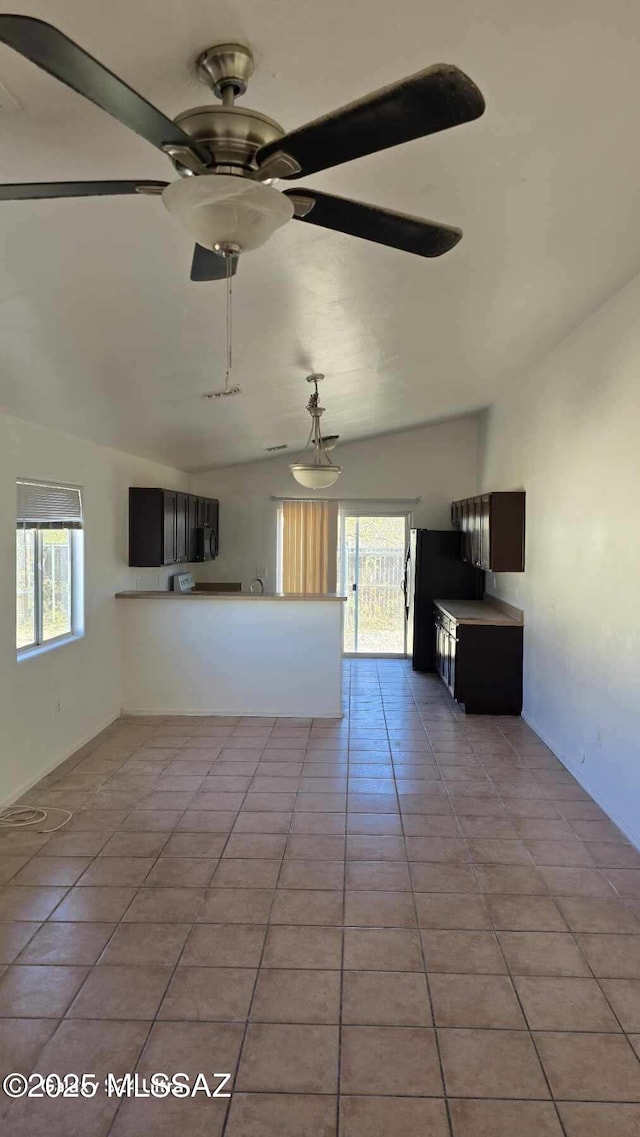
[290,374,342,489]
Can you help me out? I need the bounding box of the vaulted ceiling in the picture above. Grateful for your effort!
[2,0,640,471]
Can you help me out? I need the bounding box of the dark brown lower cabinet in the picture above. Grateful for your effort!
[434,608,523,715]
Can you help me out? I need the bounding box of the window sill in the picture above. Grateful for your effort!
[17,632,84,662]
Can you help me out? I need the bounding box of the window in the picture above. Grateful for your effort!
[16,480,84,655]
[338,511,409,655]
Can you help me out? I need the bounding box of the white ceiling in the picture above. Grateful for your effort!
[2,0,640,471]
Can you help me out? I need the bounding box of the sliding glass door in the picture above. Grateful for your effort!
[339,513,409,655]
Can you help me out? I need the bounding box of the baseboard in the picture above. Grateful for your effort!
[342,653,408,660]
[122,707,344,719]
[0,710,121,812]
[522,711,640,852]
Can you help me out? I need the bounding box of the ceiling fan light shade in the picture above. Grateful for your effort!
[162,174,293,252]
[289,463,342,489]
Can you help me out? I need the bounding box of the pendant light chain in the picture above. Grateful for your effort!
[306,377,334,466]
[224,254,233,392]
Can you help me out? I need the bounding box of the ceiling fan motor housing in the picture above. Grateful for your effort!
[170,42,285,175]
[172,105,285,174]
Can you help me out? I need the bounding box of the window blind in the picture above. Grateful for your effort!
[16,480,83,529]
[281,499,338,594]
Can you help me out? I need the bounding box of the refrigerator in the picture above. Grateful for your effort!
[404,529,484,672]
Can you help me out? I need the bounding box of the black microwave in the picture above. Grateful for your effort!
[195,525,218,561]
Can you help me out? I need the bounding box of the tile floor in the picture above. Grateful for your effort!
[0,658,639,1136]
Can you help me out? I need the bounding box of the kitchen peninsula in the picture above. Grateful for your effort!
[115,590,346,718]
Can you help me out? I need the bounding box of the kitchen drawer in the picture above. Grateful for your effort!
[434,607,456,637]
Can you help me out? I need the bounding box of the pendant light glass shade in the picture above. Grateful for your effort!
[290,463,342,489]
[162,174,293,252]
[290,374,342,489]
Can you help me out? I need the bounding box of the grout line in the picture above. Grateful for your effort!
[218,722,297,1137]
[385,663,454,1137]
[335,699,350,1137]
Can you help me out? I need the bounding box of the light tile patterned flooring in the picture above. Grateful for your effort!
[0,659,639,1136]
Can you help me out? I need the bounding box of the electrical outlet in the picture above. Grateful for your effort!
[135,578,143,590]
[54,701,61,716]
[156,574,162,588]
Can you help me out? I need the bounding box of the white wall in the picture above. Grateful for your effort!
[0,413,190,806]
[482,274,640,846]
[192,415,483,588]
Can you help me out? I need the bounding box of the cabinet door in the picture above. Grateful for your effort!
[435,624,444,679]
[203,498,217,528]
[465,499,476,565]
[205,498,219,557]
[162,492,177,565]
[465,500,474,564]
[479,495,491,569]
[187,495,199,561]
[449,630,457,696]
[129,488,163,567]
[460,501,471,563]
[445,630,453,692]
[473,498,485,567]
[175,493,189,563]
[473,498,483,566]
[487,492,525,572]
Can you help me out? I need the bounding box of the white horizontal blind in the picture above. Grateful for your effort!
[16,480,83,529]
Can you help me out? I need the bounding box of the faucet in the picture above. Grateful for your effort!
[249,577,265,595]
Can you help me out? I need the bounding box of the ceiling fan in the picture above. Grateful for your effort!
[0,15,485,281]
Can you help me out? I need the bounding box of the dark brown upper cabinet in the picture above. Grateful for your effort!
[451,491,525,572]
[129,488,219,567]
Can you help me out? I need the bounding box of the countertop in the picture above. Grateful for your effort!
[115,590,347,602]
[434,599,523,626]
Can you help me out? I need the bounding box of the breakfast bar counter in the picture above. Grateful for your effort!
[116,590,344,601]
[116,591,346,718]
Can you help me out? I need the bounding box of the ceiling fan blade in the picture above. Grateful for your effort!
[0,15,210,163]
[257,63,485,179]
[284,189,462,257]
[0,180,168,201]
[190,245,239,282]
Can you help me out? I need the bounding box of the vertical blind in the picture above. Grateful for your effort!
[16,480,83,529]
[281,499,338,594]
